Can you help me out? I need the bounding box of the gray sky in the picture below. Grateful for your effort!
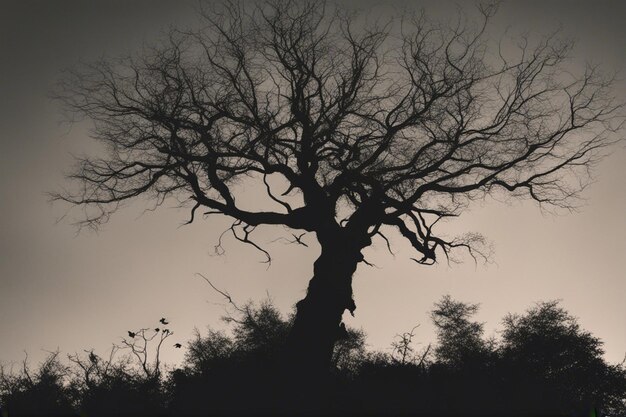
[1,0,625,369]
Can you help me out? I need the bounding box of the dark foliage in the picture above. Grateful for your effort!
[2,298,625,416]
[0,352,76,417]
[497,301,626,417]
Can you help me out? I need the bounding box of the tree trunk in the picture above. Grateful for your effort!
[285,228,368,372]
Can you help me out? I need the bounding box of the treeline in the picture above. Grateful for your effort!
[1,297,625,416]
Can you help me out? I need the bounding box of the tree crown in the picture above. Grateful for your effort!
[56,0,624,264]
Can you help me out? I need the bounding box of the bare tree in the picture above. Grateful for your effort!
[54,1,624,370]
[67,346,121,391]
[391,325,420,366]
[120,327,174,381]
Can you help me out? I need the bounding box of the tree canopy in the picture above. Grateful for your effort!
[56,0,622,263]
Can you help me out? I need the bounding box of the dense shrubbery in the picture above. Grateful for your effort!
[2,297,625,416]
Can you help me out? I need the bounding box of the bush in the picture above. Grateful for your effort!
[2,298,625,416]
[499,301,626,416]
[0,352,76,417]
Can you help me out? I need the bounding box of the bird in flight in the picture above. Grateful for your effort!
[128,331,136,338]
[174,343,182,348]
[154,328,160,332]
[159,318,169,325]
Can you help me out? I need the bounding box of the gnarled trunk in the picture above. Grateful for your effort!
[285,228,368,371]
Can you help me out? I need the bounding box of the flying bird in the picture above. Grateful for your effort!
[174,343,182,348]
[127,331,136,338]
[154,328,160,332]
[159,318,169,325]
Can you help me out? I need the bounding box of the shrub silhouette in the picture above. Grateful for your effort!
[2,298,625,416]
[167,301,290,416]
[431,295,497,369]
[66,327,171,417]
[74,360,167,417]
[498,301,626,417]
[0,352,76,417]
[167,299,367,416]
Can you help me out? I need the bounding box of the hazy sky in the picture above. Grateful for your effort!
[1,0,625,369]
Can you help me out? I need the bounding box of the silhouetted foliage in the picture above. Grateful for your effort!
[431,295,496,368]
[2,298,625,416]
[0,352,76,417]
[229,300,291,359]
[167,301,290,415]
[182,328,234,375]
[167,299,367,416]
[70,352,167,417]
[498,301,626,417]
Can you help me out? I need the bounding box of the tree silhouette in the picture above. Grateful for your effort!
[431,295,495,369]
[55,1,624,370]
[499,301,626,416]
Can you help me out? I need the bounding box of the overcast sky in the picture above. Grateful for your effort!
[1,0,625,369]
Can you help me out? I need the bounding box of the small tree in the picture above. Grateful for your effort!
[55,0,624,369]
[431,295,493,368]
[500,301,626,415]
